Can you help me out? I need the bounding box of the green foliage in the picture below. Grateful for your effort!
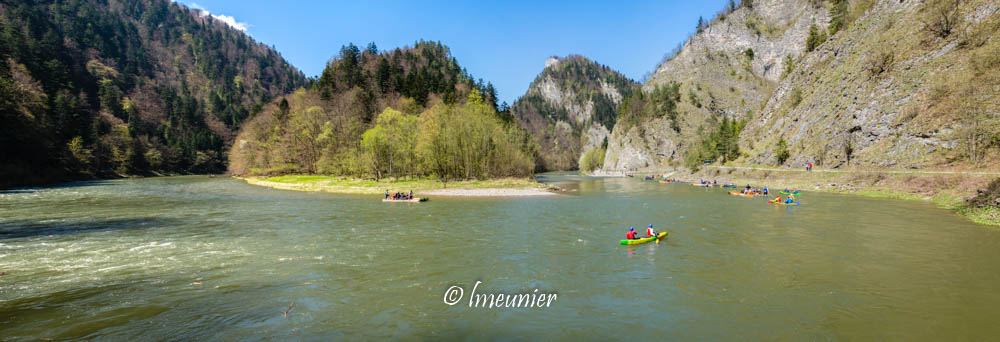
[688,89,702,108]
[361,108,418,180]
[580,147,606,172]
[619,81,681,132]
[828,0,849,36]
[317,40,499,111]
[0,0,306,185]
[775,137,790,164]
[782,55,796,79]
[234,86,536,181]
[416,91,536,181]
[744,48,755,60]
[806,24,828,52]
[789,88,803,108]
[684,117,746,170]
[67,136,93,167]
[745,16,761,36]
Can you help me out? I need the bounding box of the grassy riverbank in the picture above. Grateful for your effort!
[240,175,557,196]
[644,166,1000,227]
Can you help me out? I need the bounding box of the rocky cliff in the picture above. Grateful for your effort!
[512,56,637,171]
[605,0,1000,171]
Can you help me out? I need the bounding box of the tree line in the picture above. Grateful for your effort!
[0,0,305,187]
[230,42,537,181]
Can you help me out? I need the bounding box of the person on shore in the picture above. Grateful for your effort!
[626,227,639,240]
[763,187,769,195]
[646,224,657,237]
[385,190,389,199]
[409,190,414,199]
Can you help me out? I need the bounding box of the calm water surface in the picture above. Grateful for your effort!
[2,174,999,340]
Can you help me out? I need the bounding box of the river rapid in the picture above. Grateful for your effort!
[1,174,999,340]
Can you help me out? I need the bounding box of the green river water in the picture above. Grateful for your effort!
[2,173,1000,340]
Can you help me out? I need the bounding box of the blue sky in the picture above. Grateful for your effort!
[179,1,730,104]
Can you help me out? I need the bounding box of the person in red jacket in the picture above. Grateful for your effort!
[626,226,638,240]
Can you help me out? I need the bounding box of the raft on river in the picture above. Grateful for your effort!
[620,232,668,245]
[382,197,427,203]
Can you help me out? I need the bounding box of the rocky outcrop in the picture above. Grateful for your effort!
[741,0,1000,169]
[605,0,1000,170]
[512,55,638,171]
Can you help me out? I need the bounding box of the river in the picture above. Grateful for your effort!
[2,174,999,340]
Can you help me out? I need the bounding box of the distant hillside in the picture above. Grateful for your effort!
[604,0,1000,171]
[0,0,306,187]
[229,41,535,180]
[511,55,637,171]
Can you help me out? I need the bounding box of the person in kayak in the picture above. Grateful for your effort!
[646,224,657,237]
[626,227,639,240]
[785,197,795,204]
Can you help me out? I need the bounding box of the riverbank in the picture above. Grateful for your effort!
[633,166,1000,227]
[239,175,559,197]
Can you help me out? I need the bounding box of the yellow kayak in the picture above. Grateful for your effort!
[620,232,668,245]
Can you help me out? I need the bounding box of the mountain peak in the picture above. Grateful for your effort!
[545,56,560,68]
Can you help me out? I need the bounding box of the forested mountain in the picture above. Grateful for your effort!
[604,0,1000,171]
[0,0,305,187]
[511,56,637,171]
[229,41,535,180]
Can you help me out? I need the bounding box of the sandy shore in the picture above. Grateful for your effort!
[240,177,558,197]
[421,188,557,197]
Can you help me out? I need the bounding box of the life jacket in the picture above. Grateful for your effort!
[626,230,636,239]
[647,227,655,236]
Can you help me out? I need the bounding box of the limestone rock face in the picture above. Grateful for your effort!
[512,56,638,171]
[605,0,1000,171]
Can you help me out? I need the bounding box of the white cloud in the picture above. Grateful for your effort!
[189,3,249,32]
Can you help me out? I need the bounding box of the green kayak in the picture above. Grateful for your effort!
[620,232,668,245]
